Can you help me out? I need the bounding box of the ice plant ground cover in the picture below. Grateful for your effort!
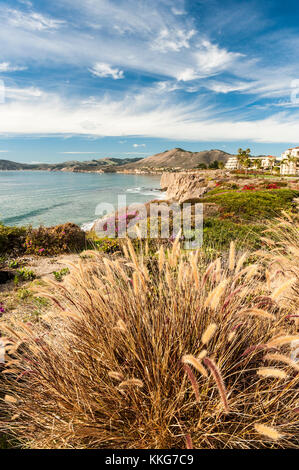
[0,215,298,449]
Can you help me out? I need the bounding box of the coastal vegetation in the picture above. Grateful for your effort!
[200,188,299,221]
[0,215,298,449]
[0,170,298,449]
[0,222,86,257]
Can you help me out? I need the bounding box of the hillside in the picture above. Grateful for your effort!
[0,160,32,170]
[121,148,233,170]
[0,157,142,172]
[0,149,233,173]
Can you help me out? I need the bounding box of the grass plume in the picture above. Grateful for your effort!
[0,215,298,449]
[254,424,283,441]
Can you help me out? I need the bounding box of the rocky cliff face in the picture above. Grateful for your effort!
[160,171,224,203]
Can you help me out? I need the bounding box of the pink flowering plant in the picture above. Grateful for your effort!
[24,223,85,256]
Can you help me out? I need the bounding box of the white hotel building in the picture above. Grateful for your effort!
[225,155,276,170]
[280,147,299,175]
[281,147,299,160]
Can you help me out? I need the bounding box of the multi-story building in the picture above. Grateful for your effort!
[281,147,299,160]
[260,155,276,169]
[280,161,299,176]
[225,155,277,171]
[225,156,239,170]
[280,147,299,175]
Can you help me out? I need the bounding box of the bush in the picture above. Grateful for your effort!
[0,223,86,256]
[25,223,86,256]
[0,229,298,449]
[90,237,123,254]
[53,268,70,282]
[203,217,264,250]
[260,181,287,189]
[196,163,207,170]
[201,189,299,221]
[14,268,36,284]
[0,225,27,255]
[208,160,219,169]
[206,183,239,196]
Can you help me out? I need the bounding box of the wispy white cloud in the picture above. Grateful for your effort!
[171,7,186,16]
[155,81,181,92]
[0,0,299,148]
[195,40,244,75]
[204,80,250,94]
[18,0,33,7]
[89,63,124,80]
[1,85,299,144]
[0,62,27,72]
[0,2,245,85]
[176,41,243,81]
[177,68,198,82]
[1,8,65,31]
[151,28,196,52]
[5,86,44,100]
[0,150,9,153]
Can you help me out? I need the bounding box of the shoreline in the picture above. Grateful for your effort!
[0,171,165,230]
[0,168,164,175]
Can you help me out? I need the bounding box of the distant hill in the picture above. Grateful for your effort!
[0,157,143,172]
[0,159,32,170]
[0,149,234,173]
[121,148,233,170]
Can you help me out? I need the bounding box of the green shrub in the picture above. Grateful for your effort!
[34,296,49,308]
[8,259,19,269]
[201,189,299,221]
[259,181,287,188]
[206,183,239,196]
[53,268,70,282]
[90,237,123,254]
[203,217,264,250]
[17,288,32,300]
[14,268,36,285]
[25,223,86,256]
[0,223,86,256]
[0,224,27,255]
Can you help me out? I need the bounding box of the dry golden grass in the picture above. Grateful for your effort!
[0,217,298,449]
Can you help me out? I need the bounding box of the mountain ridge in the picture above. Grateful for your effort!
[120,148,234,170]
[0,148,235,172]
[0,157,143,172]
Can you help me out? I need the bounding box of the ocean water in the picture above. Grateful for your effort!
[0,171,163,229]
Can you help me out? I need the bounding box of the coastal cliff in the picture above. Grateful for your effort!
[160,171,224,203]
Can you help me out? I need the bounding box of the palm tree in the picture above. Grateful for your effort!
[237,148,251,171]
[255,159,262,170]
[243,157,252,174]
[273,166,280,175]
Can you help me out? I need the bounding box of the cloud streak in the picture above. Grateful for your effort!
[0,0,299,151]
[1,7,65,31]
[0,86,299,143]
[89,63,124,80]
[0,62,27,72]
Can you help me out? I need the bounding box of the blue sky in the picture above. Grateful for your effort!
[0,0,299,163]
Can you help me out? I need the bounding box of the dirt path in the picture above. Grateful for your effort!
[0,253,81,321]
